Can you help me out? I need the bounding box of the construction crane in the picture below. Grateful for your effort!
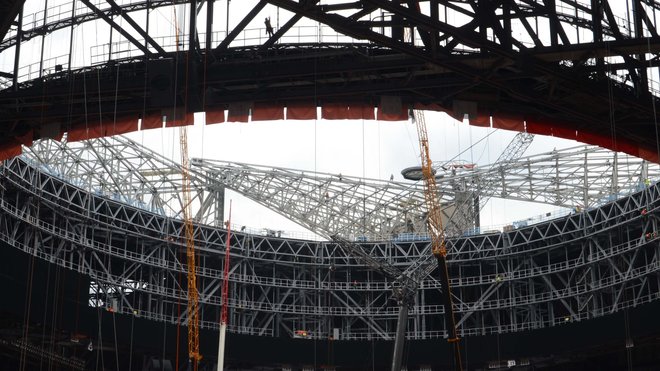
[217,201,232,371]
[331,110,462,371]
[412,109,463,371]
[173,3,201,367]
[401,131,534,235]
[180,126,202,368]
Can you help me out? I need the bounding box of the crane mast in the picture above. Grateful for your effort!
[412,109,462,371]
[180,126,202,368]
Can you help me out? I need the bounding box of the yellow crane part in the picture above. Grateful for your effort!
[180,126,202,366]
[412,109,462,371]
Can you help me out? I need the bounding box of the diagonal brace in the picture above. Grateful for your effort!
[105,0,168,56]
[216,0,267,51]
[81,0,154,57]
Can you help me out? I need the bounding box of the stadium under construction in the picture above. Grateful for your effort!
[3,1,660,370]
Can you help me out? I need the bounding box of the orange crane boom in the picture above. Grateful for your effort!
[412,109,463,371]
[180,126,202,367]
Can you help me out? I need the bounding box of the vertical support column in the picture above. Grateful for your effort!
[108,20,114,62]
[632,0,649,93]
[144,0,151,52]
[612,152,619,196]
[474,195,480,228]
[390,304,408,371]
[583,151,589,208]
[420,285,426,339]
[477,2,487,49]
[189,0,198,54]
[225,0,230,37]
[502,0,512,50]
[188,0,202,112]
[640,160,649,186]
[591,0,604,79]
[430,0,438,56]
[67,1,77,73]
[212,184,225,227]
[38,0,49,78]
[206,0,214,50]
[546,0,559,46]
[12,5,23,91]
[216,323,227,371]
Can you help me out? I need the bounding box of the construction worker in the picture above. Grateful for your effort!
[264,17,274,37]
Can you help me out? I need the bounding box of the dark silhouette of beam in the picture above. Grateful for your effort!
[80,0,154,57]
[0,0,24,42]
[105,0,168,56]
[215,0,267,51]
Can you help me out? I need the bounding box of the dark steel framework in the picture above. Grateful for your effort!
[1,1,660,155]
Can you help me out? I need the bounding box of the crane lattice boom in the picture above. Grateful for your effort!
[414,110,447,257]
[180,126,202,365]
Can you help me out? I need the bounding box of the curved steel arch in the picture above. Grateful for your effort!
[2,1,660,159]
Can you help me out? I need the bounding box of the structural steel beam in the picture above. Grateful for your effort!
[215,0,267,51]
[105,0,167,56]
[80,0,154,57]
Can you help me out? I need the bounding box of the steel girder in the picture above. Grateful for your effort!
[3,1,660,156]
[261,0,660,141]
[2,151,660,340]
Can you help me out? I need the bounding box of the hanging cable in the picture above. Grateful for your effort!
[19,253,36,371]
[53,267,65,371]
[464,334,468,371]
[38,233,53,371]
[128,304,135,371]
[95,291,105,371]
[48,264,64,371]
[112,308,120,371]
[161,315,168,371]
[606,41,618,157]
[624,307,633,371]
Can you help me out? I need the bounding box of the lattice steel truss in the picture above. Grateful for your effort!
[0,137,659,341]
[22,135,660,240]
